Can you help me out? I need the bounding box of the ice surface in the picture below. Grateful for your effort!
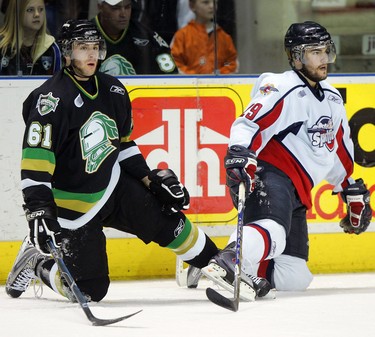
[1,273,374,337]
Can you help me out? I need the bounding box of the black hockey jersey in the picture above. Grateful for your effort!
[21,69,150,229]
[93,16,177,75]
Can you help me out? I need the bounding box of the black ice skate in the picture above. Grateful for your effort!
[6,237,45,298]
[202,242,272,301]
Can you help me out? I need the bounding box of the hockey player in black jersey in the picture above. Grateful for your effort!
[5,19,218,302]
[93,0,177,75]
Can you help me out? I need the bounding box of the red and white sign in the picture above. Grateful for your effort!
[131,95,236,215]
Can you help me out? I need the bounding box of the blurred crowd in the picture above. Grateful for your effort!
[0,0,238,76]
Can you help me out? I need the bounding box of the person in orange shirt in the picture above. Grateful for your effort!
[171,0,238,74]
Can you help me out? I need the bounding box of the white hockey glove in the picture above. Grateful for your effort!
[24,205,62,254]
[224,145,257,207]
[340,179,372,235]
[148,169,190,215]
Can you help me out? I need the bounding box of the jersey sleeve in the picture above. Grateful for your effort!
[326,105,355,192]
[21,90,61,210]
[170,29,189,74]
[150,30,177,74]
[229,73,287,153]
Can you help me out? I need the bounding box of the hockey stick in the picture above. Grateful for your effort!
[206,182,246,312]
[46,240,142,326]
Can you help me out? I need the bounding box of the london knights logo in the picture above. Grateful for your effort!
[99,54,136,76]
[80,111,118,173]
[36,92,60,116]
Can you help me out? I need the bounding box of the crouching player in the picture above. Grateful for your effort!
[6,20,219,302]
[184,21,372,300]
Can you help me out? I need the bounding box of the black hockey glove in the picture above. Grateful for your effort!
[148,169,190,215]
[224,145,257,207]
[340,178,372,235]
[24,205,62,254]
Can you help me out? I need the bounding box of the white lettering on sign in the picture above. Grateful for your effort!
[135,108,228,197]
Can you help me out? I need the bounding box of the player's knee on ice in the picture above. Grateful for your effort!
[272,254,313,291]
[229,219,287,276]
[77,276,110,302]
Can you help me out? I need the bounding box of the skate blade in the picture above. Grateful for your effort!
[175,258,187,287]
[201,264,256,302]
[259,288,277,300]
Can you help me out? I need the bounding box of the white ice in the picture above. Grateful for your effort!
[1,273,374,337]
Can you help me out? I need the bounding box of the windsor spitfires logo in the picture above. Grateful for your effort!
[307,116,335,151]
[259,83,278,96]
[36,92,60,116]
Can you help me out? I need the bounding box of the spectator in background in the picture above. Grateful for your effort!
[177,0,194,29]
[131,0,236,47]
[177,0,236,43]
[45,0,91,37]
[132,0,178,45]
[92,0,177,75]
[0,0,61,75]
[171,0,238,74]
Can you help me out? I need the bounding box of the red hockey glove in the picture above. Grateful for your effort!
[149,169,190,215]
[340,179,372,235]
[224,145,257,207]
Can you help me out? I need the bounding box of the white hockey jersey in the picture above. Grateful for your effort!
[229,70,354,208]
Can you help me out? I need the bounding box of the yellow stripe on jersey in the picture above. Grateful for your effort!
[21,158,55,175]
[53,188,105,213]
[54,198,96,214]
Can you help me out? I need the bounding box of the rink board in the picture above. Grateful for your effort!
[1,232,375,283]
[0,75,374,283]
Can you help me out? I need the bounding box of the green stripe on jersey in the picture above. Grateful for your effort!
[21,148,56,174]
[53,188,106,213]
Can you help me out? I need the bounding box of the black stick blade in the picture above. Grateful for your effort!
[206,288,238,312]
[90,309,143,326]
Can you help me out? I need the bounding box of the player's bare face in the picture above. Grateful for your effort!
[191,0,216,24]
[299,46,331,85]
[99,0,132,38]
[70,42,100,79]
[23,0,45,33]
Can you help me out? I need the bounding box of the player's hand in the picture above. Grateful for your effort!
[24,205,62,254]
[148,169,190,215]
[340,178,372,235]
[224,145,257,207]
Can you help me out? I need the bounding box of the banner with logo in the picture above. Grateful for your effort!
[0,76,373,241]
[124,80,374,232]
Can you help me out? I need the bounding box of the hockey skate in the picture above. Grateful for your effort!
[186,265,202,288]
[175,258,203,288]
[202,242,273,301]
[6,237,46,298]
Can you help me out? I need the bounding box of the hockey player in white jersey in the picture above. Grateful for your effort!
[200,21,372,298]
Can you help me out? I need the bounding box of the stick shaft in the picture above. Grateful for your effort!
[233,182,246,305]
